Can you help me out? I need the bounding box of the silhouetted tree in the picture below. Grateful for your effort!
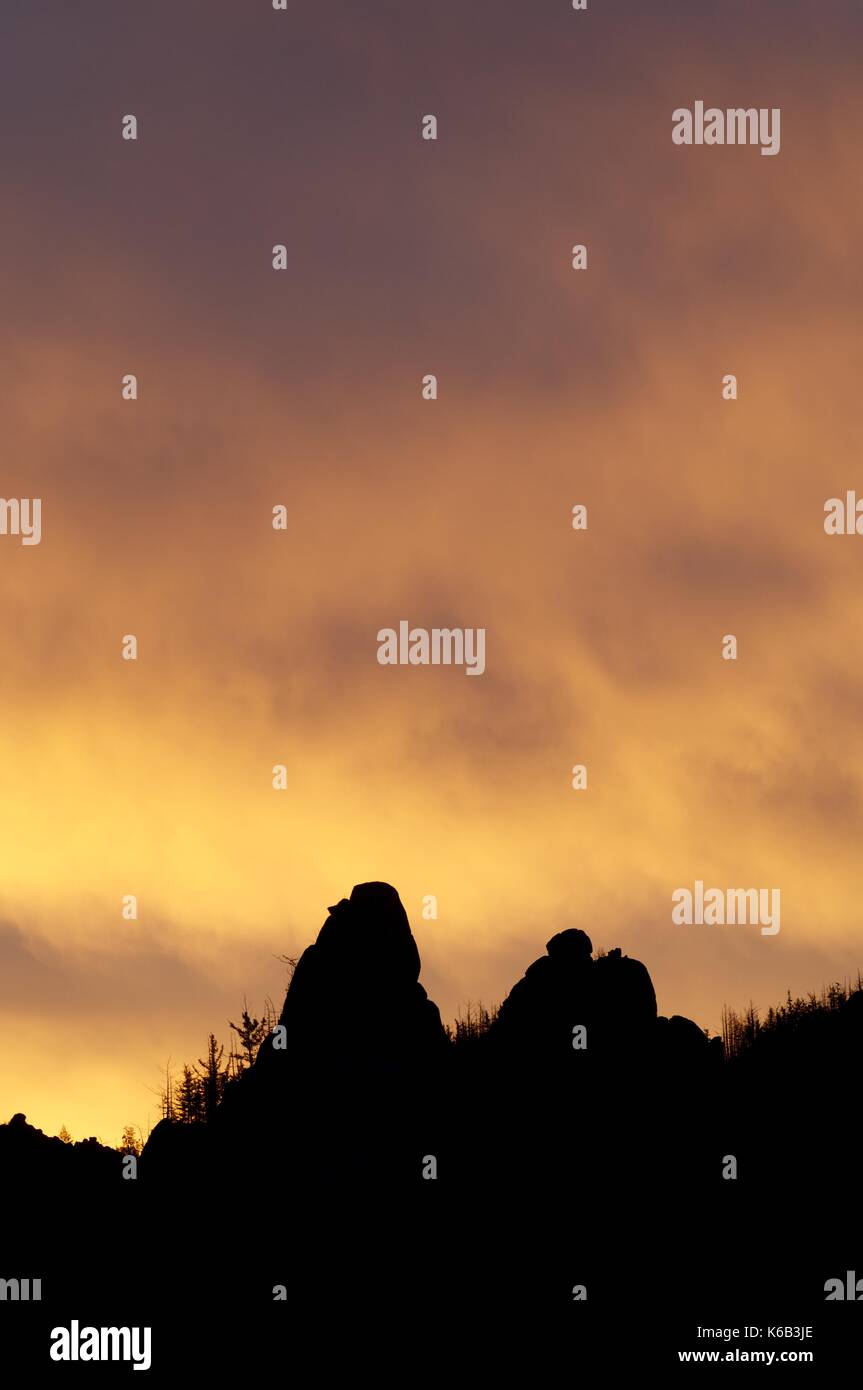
[118,1125,141,1156]
[721,977,863,1060]
[160,1060,176,1122]
[195,1034,228,1121]
[229,1001,270,1070]
[176,1064,204,1124]
[445,1000,499,1046]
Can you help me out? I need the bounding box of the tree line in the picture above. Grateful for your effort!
[54,967,860,1151]
[721,973,863,1059]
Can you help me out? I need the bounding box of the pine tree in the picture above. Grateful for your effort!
[118,1126,141,1156]
[195,1033,227,1121]
[229,1002,270,1070]
[176,1064,204,1124]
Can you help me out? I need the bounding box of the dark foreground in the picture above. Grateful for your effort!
[2,883,860,1375]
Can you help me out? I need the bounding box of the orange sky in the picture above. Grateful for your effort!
[2,0,862,1143]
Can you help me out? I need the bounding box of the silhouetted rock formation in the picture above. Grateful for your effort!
[141,1113,209,1184]
[491,934,660,1068]
[592,946,657,1054]
[207,882,449,1189]
[0,1112,120,1192]
[656,1011,711,1067]
[493,927,594,1062]
[262,880,448,1080]
[238,882,448,1121]
[4,882,862,1363]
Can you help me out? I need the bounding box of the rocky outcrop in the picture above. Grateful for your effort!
[491,934,659,1067]
[254,881,448,1086]
[0,1112,121,1190]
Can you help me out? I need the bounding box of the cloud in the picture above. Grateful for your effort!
[2,0,863,1141]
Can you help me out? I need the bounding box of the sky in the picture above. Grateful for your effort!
[1,0,862,1143]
